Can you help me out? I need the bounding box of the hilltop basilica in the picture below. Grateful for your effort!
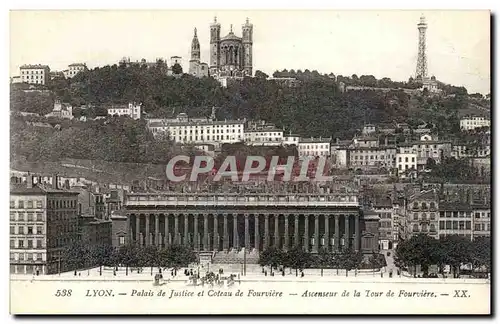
[189,17,254,80]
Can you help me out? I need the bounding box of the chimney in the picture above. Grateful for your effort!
[27,174,33,189]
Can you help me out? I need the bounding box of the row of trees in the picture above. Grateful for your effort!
[259,247,386,277]
[62,243,197,275]
[395,234,490,278]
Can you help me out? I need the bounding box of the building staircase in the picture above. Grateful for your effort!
[211,248,260,264]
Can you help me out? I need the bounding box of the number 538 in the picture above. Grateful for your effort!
[55,289,72,297]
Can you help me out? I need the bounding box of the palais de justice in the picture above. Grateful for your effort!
[121,192,380,254]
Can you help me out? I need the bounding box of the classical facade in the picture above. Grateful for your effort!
[209,17,253,77]
[188,28,209,77]
[123,192,380,256]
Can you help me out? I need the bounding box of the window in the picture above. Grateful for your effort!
[36,239,42,248]
[10,226,15,234]
[27,226,33,234]
[36,253,42,260]
[18,240,24,248]
[36,213,43,221]
[413,224,419,232]
[439,221,445,230]
[119,236,125,245]
[430,212,436,220]
[27,240,33,248]
[10,213,16,221]
[36,200,42,208]
[10,240,15,248]
[413,213,418,220]
[10,253,14,260]
[430,202,436,209]
[10,200,15,208]
[27,213,34,222]
[37,226,43,234]
[18,201,24,208]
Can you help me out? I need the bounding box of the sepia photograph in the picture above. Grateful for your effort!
[8,8,491,315]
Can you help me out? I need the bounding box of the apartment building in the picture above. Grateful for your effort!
[19,64,50,85]
[460,116,490,131]
[298,137,332,157]
[10,176,79,275]
[107,102,142,120]
[149,113,245,144]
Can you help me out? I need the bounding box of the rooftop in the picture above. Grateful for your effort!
[20,64,50,69]
[299,137,332,144]
[10,183,79,195]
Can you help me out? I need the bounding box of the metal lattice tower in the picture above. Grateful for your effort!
[415,15,428,79]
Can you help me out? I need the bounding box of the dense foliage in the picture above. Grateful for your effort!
[62,243,197,275]
[10,64,483,167]
[395,234,490,278]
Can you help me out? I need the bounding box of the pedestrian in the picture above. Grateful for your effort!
[264,270,267,276]
[301,271,304,278]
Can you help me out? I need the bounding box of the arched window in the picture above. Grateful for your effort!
[421,213,427,220]
[430,224,436,232]
[413,202,418,209]
[430,202,436,209]
[421,202,428,210]
[413,224,419,232]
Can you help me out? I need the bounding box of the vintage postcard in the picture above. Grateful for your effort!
[9,9,491,315]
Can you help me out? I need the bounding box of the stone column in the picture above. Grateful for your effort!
[324,215,330,252]
[164,214,169,247]
[184,214,189,246]
[135,214,140,245]
[145,214,150,246]
[354,214,360,251]
[126,214,131,245]
[174,214,179,245]
[244,214,250,250]
[314,214,320,253]
[284,214,289,250]
[204,214,209,251]
[233,214,239,249]
[344,214,350,249]
[223,214,229,251]
[194,215,199,250]
[274,214,280,248]
[304,214,309,252]
[213,214,219,251]
[155,214,160,246]
[294,214,299,247]
[264,214,270,249]
[335,214,340,252]
[254,214,259,251]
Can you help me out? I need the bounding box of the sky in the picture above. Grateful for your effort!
[9,10,491,94]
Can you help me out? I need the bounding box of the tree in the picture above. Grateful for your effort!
[141,245,160,275]
[254,70,269,79]
[316,247,333,277]
[116,243,140,275]
[62,242,87,274]
[89,244,115,276]
[471,236,491,273]
[165,244,197,270]
[395,234,439,277]
[172,63,183,75]
[285,246,311,276]
[440,235,473,278]
[259,247,285,270]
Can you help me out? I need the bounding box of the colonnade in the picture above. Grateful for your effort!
[127,212,360,252]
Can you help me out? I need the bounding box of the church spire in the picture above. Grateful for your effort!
[190,27,200,62]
